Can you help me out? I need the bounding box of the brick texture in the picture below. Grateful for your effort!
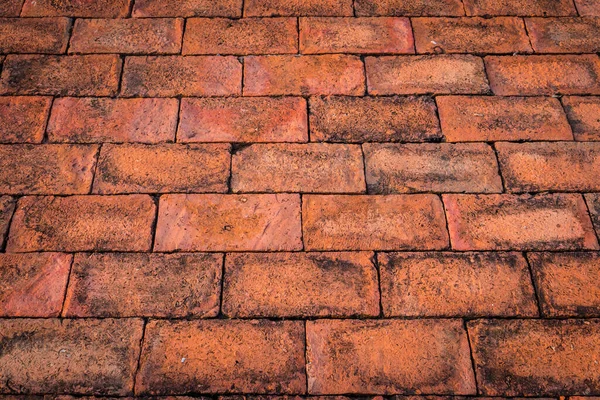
[133,0,242,17]
[0,196,15,247]
[354,0,465,16]
[562,96,600,141]
[463,0,577,16]
[0,0,24,16]
[244,0,353,16]
[587,193,600,235]
[21,0,131,17]
[0,96,51,143]
[0,17,70,53]
[576,0,600,15]
[526,17,600,53]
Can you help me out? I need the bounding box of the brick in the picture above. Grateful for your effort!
[244,55,364,96]
[303,195,449,250]
[0,55,121,96]
[309,96,441,142]
[183,18,297,55]
[526,17,600,53]
[563,96,600,141]
[122,56,241,97]
[154,194,302,251]
[468,319,600,396]
[363,143,502,194]
[300,17,414,54]
[0,96,51,143]
[413,17,531,54]
[437,96,573,142]
[586,193,600,236]
[0,0,23,16]
[133,0,242,17]
[496,142,600,192]
[223,252,379,318]
[136,320,306,394]
[306,319,476,394]
[231,143,365,193]
[463,0,577,16]
[355,0,464,16]
[93,143,230,194]
[178,97,307,143]
[486,55,600,95]
[63,253,222,318]
[0,17,70,53]
[366,55,489,95]
[0,144,97,194]
[70,18,183,54]
[48,98,178,143]
[21,0,130,17]
[245,0,352,16]
[444,194,599,251]
[576,0,600,15]
[0,196,15,248]
[7,195,155,252]
[0,318,143,395]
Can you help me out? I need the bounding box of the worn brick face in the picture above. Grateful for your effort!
[0,96,51,143]
[133,0,242,17]
[587,193,600,235]
[526,18,600,53]
[21,0,131,17]
[463,0,577,16]
[0,196,15,248]
[0,17,70,53]
[0,0,24,16]
[562,96,600,141]
[245,0,353,16]
[576,0,600,15]
[355,0,465,16]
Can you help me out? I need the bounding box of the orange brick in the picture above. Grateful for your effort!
[444,194,599,250]
[562,96,600,141]
[154,194,302,251]
[355,0,464,16]
[526,18,600,53]
[463,0,577,16]
[244,55,364,96]
[223,252,379,317]
[586,193,600,236]
[303,195,449,250]
[245,0,353,16]
[0,96,51,143]
[366,55,489,95]
[0,17,70,53]
[363,143,502,193]
[136,320,306,394]
[306,319,476,394]
[0,196,15,248]
[0,0,23,16]
[21,0,130,17]
[7,195,155,252]
[576,0,600,15]
[133,0,241,17]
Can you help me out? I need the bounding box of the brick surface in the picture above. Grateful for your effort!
[562,96,600,141]
[0,0,24,16]
[0,196,15,248]
[133,0,242,17]
[0,17,70,53]
[586,193,600,237]
[576,0,600,15]
[463,0,577,16]
[21,0,130,17]
[244,0,353,16]
[355,0,465,16]
[526,17,600,53]
[0,96,51,143]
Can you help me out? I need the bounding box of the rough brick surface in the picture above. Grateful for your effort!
[463,0,577,16]
[526,17,600,53]
[0,17,70,53]
[562,96,600,141]
[21,0,131,17]
[244,0,353,16]
[576,0,600,15]
[133,0,242,17]
[0,96,51,143]
[585,194,600,237]
[0,196,15,247]
[355,0,465,16]
[0,0,24,16]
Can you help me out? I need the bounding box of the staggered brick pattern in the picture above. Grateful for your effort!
[1,0,600,397]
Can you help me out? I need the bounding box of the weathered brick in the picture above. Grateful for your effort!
[586,193,600,236]
[21,0,130,17]
[223,252,379,318]
[154,194,302,251]
[0,196,15,248]
[63,253,222,318]
[463,0,577,16]
[136,320,306,394]
[363,143,502,193]
[576,0,600,16]
[0,0,23,16]
[526,17,600,53]
[133,0,241,17]
[562,96,600,141]
[303,195,449,250]
[0,96,51,143]
[379,252,538,317]
[306,319,476,394]
[7,195,155,252]
[355,0,464,16]
[366,55,489,95]
[444,194,599,250]
[245,0,352,16]
[0,17,70,53]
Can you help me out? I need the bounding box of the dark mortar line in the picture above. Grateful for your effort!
[296,17,301,54]
[18,0,26,16]
[431,96,445,140]
[227,146,234,193]
[460,0,468,15]
[149,194,161,251]
[521,17,536,53]
[240,56,245,96]
[523,252,544,317]
[88,143,103,194]
[217,253,226,317]
[408,17,417,53]
[464,318,480,395]
[299,194,305,250]
[373,252,384,317]
[240,0,245,18]
[439,194,454,250]
[303,319,310,393]
[131,317,147,395]
[571,0,581,16]
[352,0,357,17]
[360,54,368,95]
[179,17,187,55]
[360,143,369,193]
[173,97,182,143]
[41,96,55,144]
[490,142,507,193]
[116,55,126,96]
[128,0,136,18]
[558,96,578,141]
[59,254,75,317]
[64,17,76,55]
[0,196,19,252]
[582,194,600,244]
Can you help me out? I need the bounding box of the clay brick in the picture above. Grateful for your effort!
[363,143,502,193]
[0,318,143,395]
[355,0,465,16]
[0,17,70,53]
[21,0,130,17]
[585,193,600,237]
[7,195,155,252]
[366,55,489,95]
[444,194,599,250]
[437,96,573,142]
[231,143,365,193]
[134,0,241,17]
[136,320,306,394]
[303,195,449,250]
[309,96,442,143]
[244,55,364,96]
[48,98,178,143]
[486,55,600,95]
[223,252,379,317]
[0,96,51,143]
[526,17,600,53]
[245,0,353,16]
[154,194,302,251]
[122,56,241,97]
[379,252,538,317]
[300,17,414,54]
[0,0,23,16]
[63,253,222,318]
[468,319,600,396]
[0,196,15,248]
[0,55,121,96]
[496,142,600,192]
[93,143,230,194]
[563,96,600,141]
[576,0,600,16]
[178,97,308,143]
[183,18,297,55]
[0,144,97,194]
[306,319,476,394]
[463,0,577,16]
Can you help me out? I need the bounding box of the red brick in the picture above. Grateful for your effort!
[7,195,155,252]
[355,0,464,16]
[244,55,364,96]
[463,0,577,16]
[0,318,143,395]
[437,96,573,142]
[231,143,365,193]
[363,143,502,193]
[0,196,15,248]
[309,96,442,142]
[122,56,241,97]
[133,0,242,17]
[526,17,600,53]
[586,193,600,237]
[223,252,379,318]
[245,0,352,16]
[0,96,51,143]
[154,194,302,251]
[366,55,489,95]
[48,98,178,143]
[303,195,449,250]
[306,319,476,394]
[486,55,600,95]
[21,0,130,17]
[563,96,600,141]
[300,17,414,54]
[576,0,600,16]
[93,143,230,194]
[0,17,70,53]
[379,252,537,317]
[178,97,308,143]
[136,320,306,394]
[63,253,222,318]
[444,194,599,250]
[468,319,600,396]
[0,0,23,16]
